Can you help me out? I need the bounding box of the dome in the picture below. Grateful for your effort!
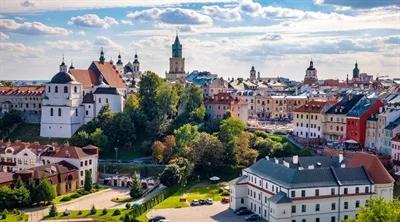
[50,71,76,84]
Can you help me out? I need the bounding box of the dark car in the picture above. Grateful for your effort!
[149,215,166,222]
[236,209,253,216]
[245,214,261,221]
[190,199,200,206]
[199,199,206,205]
[234,207,247,214]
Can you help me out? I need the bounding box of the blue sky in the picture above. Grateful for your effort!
[0,0,399,80]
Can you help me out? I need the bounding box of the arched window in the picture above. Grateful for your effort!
[74,86,77,93]
[58,108,61,116]
[64,86,68,93]
[50,108,54,116]
[55,86,58,93]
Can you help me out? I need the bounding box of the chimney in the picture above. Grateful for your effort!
[293,155,299,164]
[338,153,344,163]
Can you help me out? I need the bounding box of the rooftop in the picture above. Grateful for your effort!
[347,97,381,117]
[326,94,364,115]
[293,101,328,113]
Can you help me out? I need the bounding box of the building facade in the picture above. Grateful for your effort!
[205,92,248,123]
[293,101,331,139]
[304,60,318,86]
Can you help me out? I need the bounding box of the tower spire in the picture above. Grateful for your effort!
[59,55,67,72]
[99,47,105,64]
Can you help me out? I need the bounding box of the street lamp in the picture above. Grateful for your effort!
[114,147,119,162]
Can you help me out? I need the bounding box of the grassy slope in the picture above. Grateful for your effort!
[0,213,28,222]
[43,208,130,222]
[6,123,67,144]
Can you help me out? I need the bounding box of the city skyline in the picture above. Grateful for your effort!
[0,0,399,81]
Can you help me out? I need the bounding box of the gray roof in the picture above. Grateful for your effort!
[93,87,119,95]
[269,192,292,204]
[385,116,400,131]
[230,175,248,185]
[50,71,76,84]
[347,97,379,117]
[244,157,373,188]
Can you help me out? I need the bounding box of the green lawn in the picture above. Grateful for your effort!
[154,183,228,209]
[43,208,130,222]
[7,123,67,144]
[52,187,107,205]
[0,212,28,222]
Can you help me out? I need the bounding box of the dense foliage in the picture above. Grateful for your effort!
[343,197,400,222]
[0,110,22,138]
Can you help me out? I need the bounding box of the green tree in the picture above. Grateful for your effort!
[49,204,57,217]
[103,112,135,148]
[234,132,259,167]
[97,104,113,124]
[129,176,143,199]
[138,71,162,120]
[343,197,400,222]
[156,83,179,119]
[35,178,56,205]
[70,130,91,147]
[125,94,140,111]
[218,117,246,143]
[169,157,194,186]
[90,128,108,148]
[163,135,176,162]
[90,205,97,215]
[191,132,224,168]
[174,124,199,149]
[84,170,93,192]
[159,164,182,187]
[152,141,166,163]
[181,85,204,114]
[14,176,24,188]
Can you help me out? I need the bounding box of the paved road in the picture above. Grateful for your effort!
[25,187,130,222]
[148,202,251,222]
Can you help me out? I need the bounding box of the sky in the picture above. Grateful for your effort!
[0,0,399,81]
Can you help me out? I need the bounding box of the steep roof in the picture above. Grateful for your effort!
[26,160,78,180]
[50,71,76,84]
[347,152,394,184]
[392,134,400,143]
[0,86,44,96]
[326,94,364,115]
[92,61,126,88]
[82,93,94,104]
[347,97,380,117]
[69,69,97,88]
[293,101,328,113]
[385,116,400,131]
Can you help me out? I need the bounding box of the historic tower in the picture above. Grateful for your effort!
[352,62,360,80]
[304,60,318,85]
[250,66,256,80]
[166,34,186,81]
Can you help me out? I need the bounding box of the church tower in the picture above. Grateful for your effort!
[116,53,123,74]
[250,66,256,80]
[352,62,360,80]
[166,34,186,81]
[132,51,140,77]
[304,59,318,85]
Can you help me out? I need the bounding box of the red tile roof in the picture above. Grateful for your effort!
[92,61,126,88]
[294,101,328,113]
[348,152,395,184]
[0,85,44,96]
[0,172,15,185]
[205,92,245,105]
[42,144,98,159]
[69,69,97,88]
[392,134,400,143]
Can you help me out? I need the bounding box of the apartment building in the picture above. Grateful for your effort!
[230,153,394,222]
[392,134,400,175]
[205,92,248,123]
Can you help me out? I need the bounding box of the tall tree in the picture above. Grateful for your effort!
[218,117,246,143]
[138,71,162,120]
[174,124,199,148]
[156,83,179,119]
[84,170,92,192]
[125,94,140,111]
[90,128,108,149]
[129,176,143,199]
[191,132,224,168]
[159,164,182,187]
[152,141,166,163]
[35,178,56,205]
[234,132,259,167]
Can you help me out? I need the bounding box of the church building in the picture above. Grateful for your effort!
[166,34,186,81]
[40,50,126,138]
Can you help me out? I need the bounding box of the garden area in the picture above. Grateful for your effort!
[0,210,28,222]
[154,182,229,209]
[6,123,68,144]
[52,186,107,204]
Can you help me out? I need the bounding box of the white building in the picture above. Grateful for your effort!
[293,101,331,139]
[40,52,125,138]
[230,153,394,222]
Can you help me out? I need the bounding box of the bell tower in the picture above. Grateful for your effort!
[166,33,186,81]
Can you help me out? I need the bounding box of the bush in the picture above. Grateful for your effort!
[1,214,6,220]
[77,190,90,195]
[125,203,131,209]
[90,205,96,215]
[221,191,230,196]
[60,196,72,202]
[102,208,108,215]
[113,209,121,216]
[12,209,20,215]
[49,204,57,217]
[63,209,71,216]
[94,184,100,190]
[78,210,82,215]
[70,193,81,199]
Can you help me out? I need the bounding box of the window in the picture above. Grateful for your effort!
[316,218,320,222]
[331,188,335,195]
[241,198,244,204]
[291,191,296,197]
[301,190,306,197]
[356,201,360,208]
[315,204,320,212]
[48,86,51,92]
[344,202,348,209]
[344,215,348,220]
[99,98,101,103]
[302,219,306,222]
[344,188,348,195]
[74,86,77,93]
[292,205,296,213]
[331,216,335,222]
[58,108,61,116]
[89,159,92,165]
[365,187,369,193]
[355,187,359,194]
[64,86,68,93]
[50,108,54,116]
[301,205,306,212]
[75,108,78,116]
[331,203,336,210]
[80,161,83,167]
[315,189,319,196]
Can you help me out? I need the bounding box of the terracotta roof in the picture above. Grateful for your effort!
[92,61,126,88]
[41,145,96,159]
[69,69,97,88]
[0,140,46,155]
[0,172,15,184]
[348,152,395,184]
[0,85,44,96]
[294,101,328,113]
[205,92,245,105]
[24,161,78,180]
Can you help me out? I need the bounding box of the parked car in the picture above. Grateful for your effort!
[199,199,206,205]
[236,209,252,216]
[158,220,170,222]
[221,197,230,204]
[190,199,200,206]
[234,207,247,214]
[149,215,166,222]
[206,198,213,205]
[245,214,261,221]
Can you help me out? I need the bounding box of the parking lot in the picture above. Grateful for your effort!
[148,202,263,222]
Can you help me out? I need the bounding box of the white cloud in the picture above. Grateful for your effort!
[0,41,41,58]
[0,32,9,40]
[46,40,91,51]
[127,8,213,25]
[260,33,282,41]
[0,19,70,35]
[68,14,118,29]
[20,0,36,8]
[314,0,399,9]
[93,36,121,51]
[202,5,241,21]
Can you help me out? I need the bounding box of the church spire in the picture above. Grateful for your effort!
[59,55,67,72]
[99,47,105,64]
[116,52,123,65]
[172,33,182,58]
